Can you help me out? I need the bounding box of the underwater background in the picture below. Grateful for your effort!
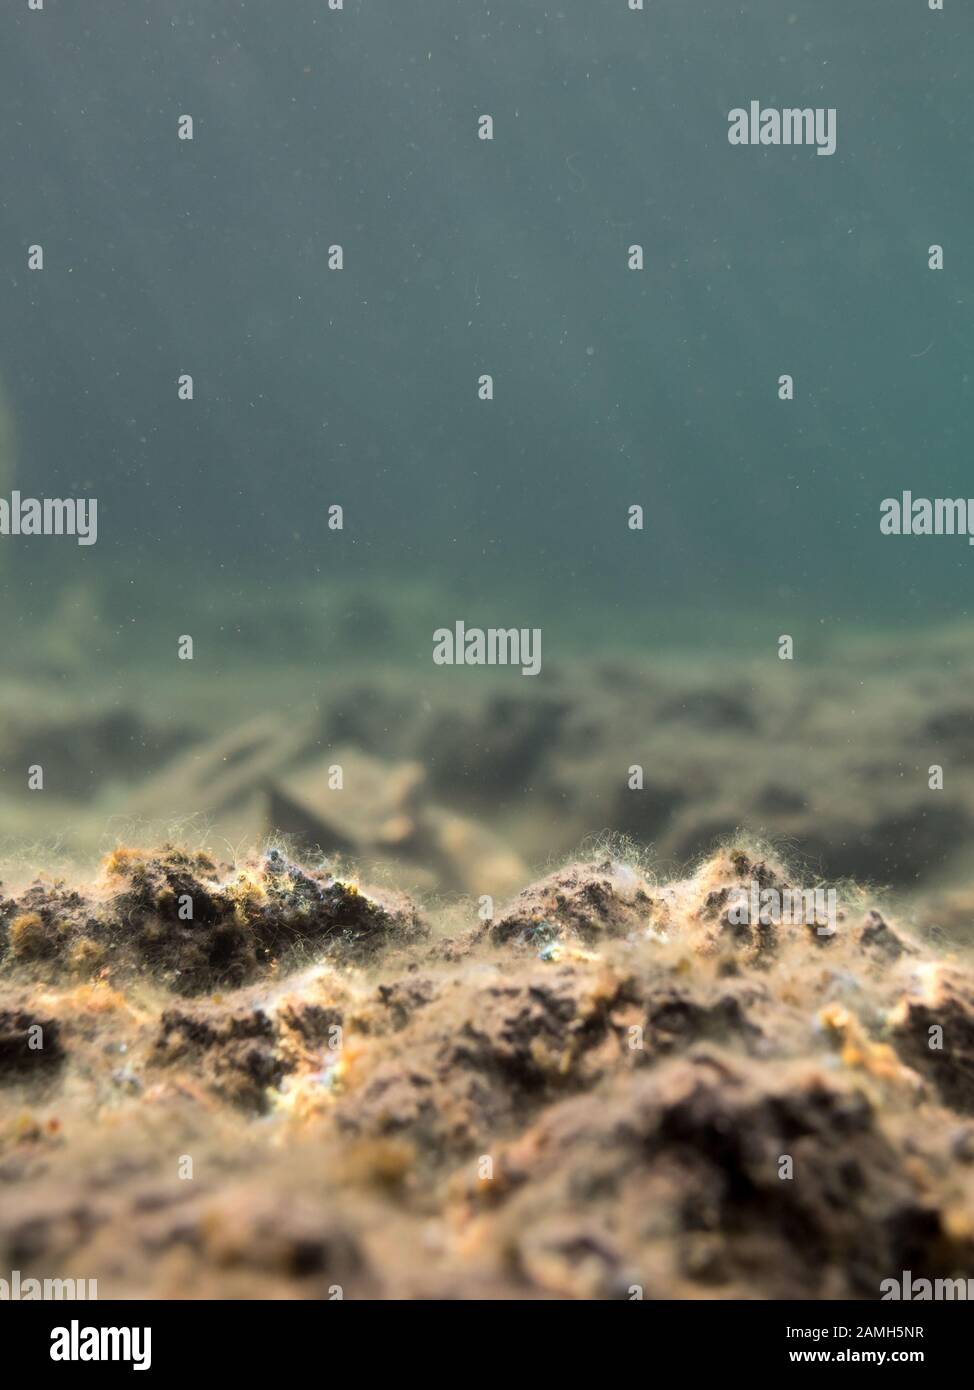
[0,0,971,890]
[5,0,974,1312]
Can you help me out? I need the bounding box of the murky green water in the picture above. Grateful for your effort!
[2,1,971,681]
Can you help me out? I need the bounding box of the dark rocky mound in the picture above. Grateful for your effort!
[0,844,425,995]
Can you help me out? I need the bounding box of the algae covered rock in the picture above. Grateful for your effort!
[490,857,660,949]
[0,844,426,993]
[2,842,974,1300]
